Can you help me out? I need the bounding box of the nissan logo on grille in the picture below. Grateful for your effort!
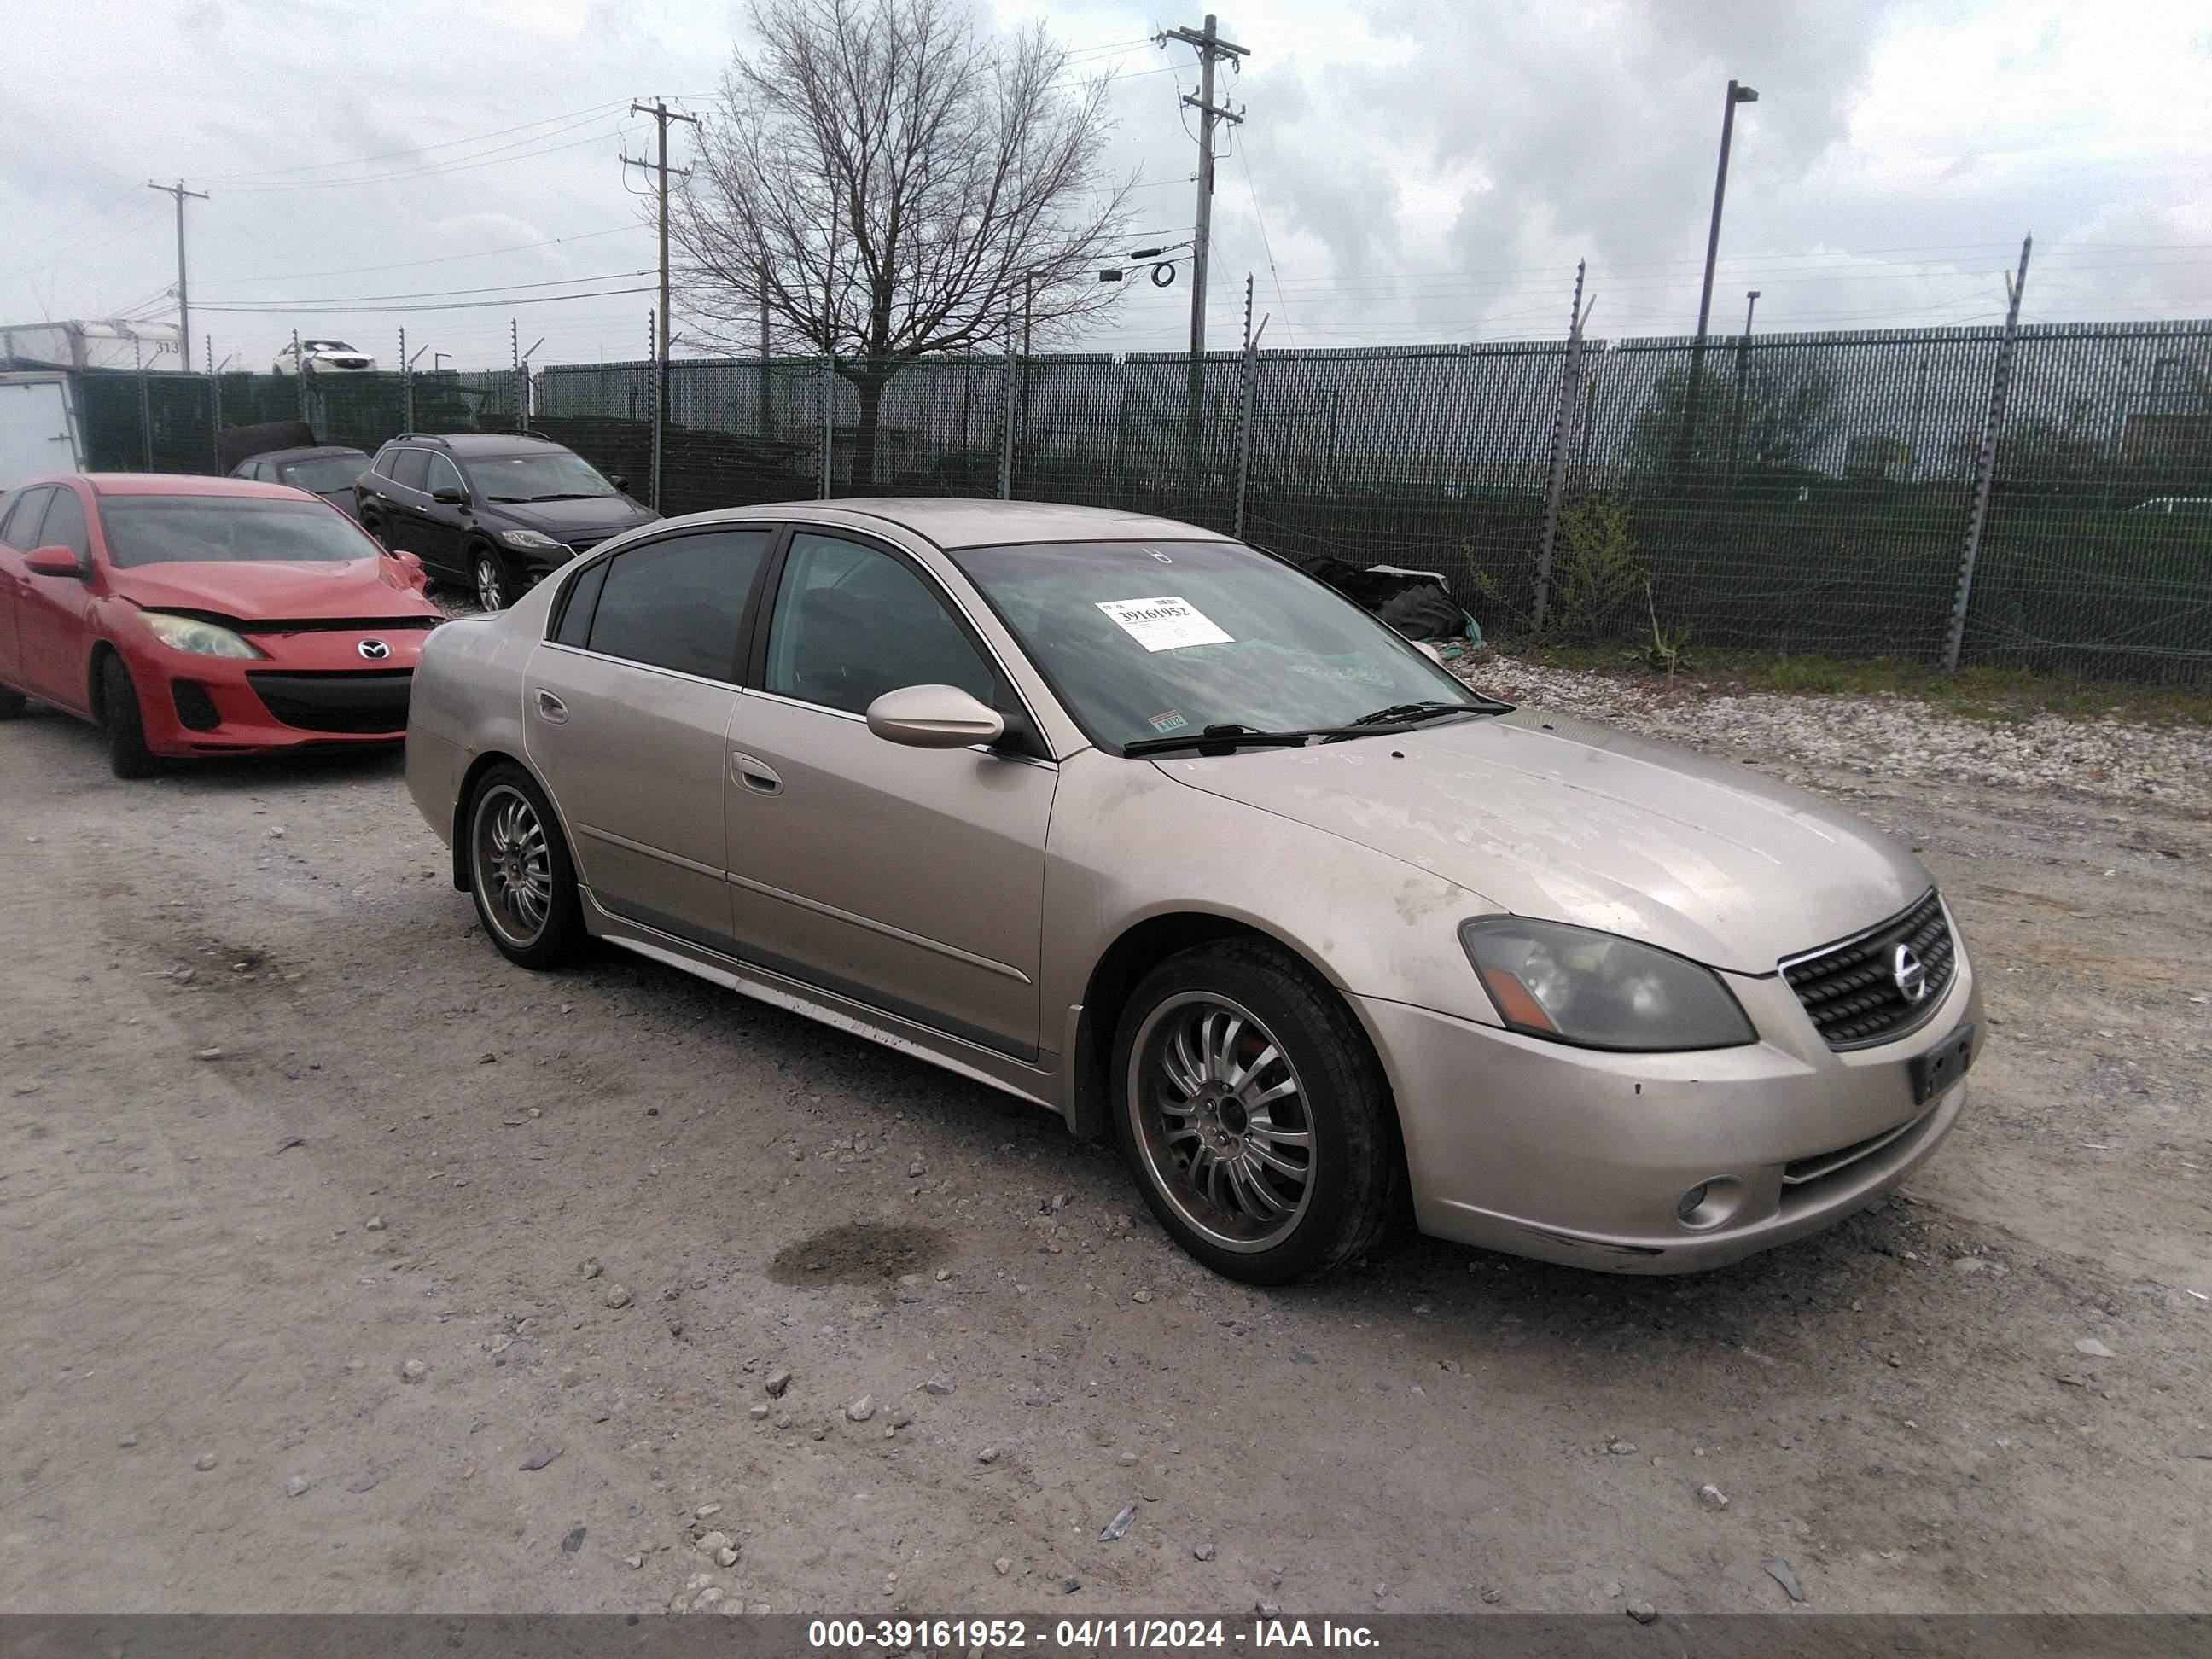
[1891,943,1930,1005]
[358,639,392,661]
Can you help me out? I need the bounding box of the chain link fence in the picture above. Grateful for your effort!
[68,317,2212,682]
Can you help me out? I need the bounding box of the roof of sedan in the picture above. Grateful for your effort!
[79,474,317,499]
[238,445,370,467]
[763,498,1230,550]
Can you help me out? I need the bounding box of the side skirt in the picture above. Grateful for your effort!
[580,888,1066,1119]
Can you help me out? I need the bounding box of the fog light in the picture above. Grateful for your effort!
[1675,1178,1745,1231]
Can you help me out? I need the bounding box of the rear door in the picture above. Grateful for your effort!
[376,448,439,566]
[15,484,96,710]
[523,527,775,949]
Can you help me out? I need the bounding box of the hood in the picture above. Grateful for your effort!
[1152,707,1929,974]
[112,556,440,622]
[486,496,658,543]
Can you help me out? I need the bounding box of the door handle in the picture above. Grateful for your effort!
[533,690,568,724]
[731,752,782,795]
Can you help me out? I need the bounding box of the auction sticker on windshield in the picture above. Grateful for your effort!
[1097,596,1233,651]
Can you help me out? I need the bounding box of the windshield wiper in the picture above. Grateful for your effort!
[525,492,609,501]
[1338,696,1511,731]
[1121,722,1328,758]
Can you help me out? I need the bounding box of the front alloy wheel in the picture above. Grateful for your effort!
[1131,993,1315,1252]
[474,550,512,613]
[1113,940,1403,1284]
[466,766,583,968]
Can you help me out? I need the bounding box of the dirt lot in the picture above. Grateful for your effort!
[2,656,2208,1617]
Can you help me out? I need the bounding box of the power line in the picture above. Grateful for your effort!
[221,119,634,194]
[195,100,635,182]
[195,285,657,316]
[199,224,649,287]
[196,269,653,306]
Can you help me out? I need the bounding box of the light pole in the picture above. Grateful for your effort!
[1681,79,1758,479]
[1696,81,1760,343]
[1727,289,1761,480]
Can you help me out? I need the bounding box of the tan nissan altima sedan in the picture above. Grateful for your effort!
[405,499,1981,1284]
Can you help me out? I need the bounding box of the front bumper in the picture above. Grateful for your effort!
[1355,944,1982,1273]
[127,631,425,757]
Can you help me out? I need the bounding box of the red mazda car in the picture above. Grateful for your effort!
[0,474,444,777]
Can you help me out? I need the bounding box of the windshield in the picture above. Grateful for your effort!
[281,452,370,493]
[100,496,381,568]
[947,538,1489,753]
[463,451,619,502]
[304,340,356,352]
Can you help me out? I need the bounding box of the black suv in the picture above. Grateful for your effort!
[356,434,659,611]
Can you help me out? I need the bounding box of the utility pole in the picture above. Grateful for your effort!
[627,103,700,452]
[1159,15,1248,479]
[148,179,209,371]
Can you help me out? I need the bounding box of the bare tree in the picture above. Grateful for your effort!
[674,0,1133,488]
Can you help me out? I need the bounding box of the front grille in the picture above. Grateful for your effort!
[171,679,221,731]
[1782,890,1956,1050]
[240,616,438,637]
[247,669,411,735]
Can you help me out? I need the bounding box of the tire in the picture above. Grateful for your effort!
[0,683,25,719]
[1110,939,1404,1284]
[473,544,518,614]
[465,764,585,969]
[100,655,160,779]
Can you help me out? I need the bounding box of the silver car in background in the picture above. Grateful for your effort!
[405,499,1981,1284]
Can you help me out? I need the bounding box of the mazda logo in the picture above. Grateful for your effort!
[358,639,391,661]
[1891,943,1930,1005]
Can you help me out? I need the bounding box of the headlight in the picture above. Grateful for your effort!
[1459,918,1755,1051]
[140,612,265,659]
[500,529,566,550]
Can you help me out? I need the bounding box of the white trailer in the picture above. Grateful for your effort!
[0,374,83,492]
[0,320,184,374]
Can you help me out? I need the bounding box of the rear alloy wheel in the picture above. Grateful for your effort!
[474,547,516,614]
[466,765,584,969]
[100,655,159,779]
[1112,940,1404,1284]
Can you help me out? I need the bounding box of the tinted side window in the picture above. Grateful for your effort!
[371,444,399,478]
[765,533,996,716]
[2,487,54,549]
[586,530,772,680]
[389,449,431,491]
[38,488,89,560]
[552,557,609,647]
[425,455,464,497]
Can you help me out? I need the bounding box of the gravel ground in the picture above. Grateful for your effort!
[2,653,2208,1617]
[1455,656,2211,806]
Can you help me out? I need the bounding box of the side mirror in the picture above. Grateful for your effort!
[608,474,630,492]
[25,544,86,579]
[1414,640,1447,667]
[865,684,1005,750]
[430,486,469,506]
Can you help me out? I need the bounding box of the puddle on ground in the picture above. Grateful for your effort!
[766,1223,952,1288]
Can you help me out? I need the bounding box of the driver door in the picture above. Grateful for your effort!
[723,531,1057,1058]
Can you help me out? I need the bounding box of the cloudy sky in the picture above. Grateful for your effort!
[3,0,2208,370]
